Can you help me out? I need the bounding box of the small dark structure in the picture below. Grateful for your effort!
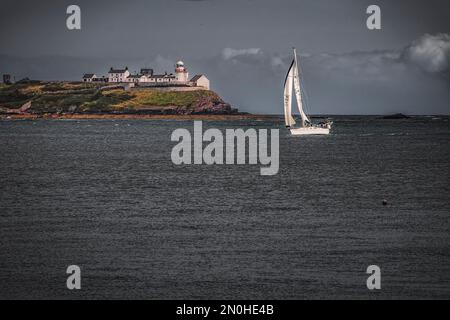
[3,74,11,84]
[140,68,154,76]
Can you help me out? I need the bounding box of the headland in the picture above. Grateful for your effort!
[0,81,259,120]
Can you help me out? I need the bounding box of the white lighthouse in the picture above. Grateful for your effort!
[175,60,189,82]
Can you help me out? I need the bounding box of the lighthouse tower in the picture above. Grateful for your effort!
[175,60,189,82]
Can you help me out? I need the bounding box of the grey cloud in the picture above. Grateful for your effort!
[221,48,262,61]
[219,47,287,74]
[223,33,450,82]
[402,33,450,73]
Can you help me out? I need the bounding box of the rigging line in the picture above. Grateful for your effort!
[303,79,311,116]
[298,65,311,117]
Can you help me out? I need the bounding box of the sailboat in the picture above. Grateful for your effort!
[284,48,332,135]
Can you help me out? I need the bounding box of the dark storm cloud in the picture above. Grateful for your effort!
[0,0,449,114]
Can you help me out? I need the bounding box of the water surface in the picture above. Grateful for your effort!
[0,116,449,299]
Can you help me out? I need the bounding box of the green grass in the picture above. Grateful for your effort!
[81,90,133,112]
[41,81,100,92]
[0,85,35,107]
[32,94,96,112]
[0,82,220,113]
[136,90,215,106]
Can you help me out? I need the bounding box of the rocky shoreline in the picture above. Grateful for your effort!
[0,113,274,121]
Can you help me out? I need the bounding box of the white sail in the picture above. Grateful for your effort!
[283,59,296,127]
[293,49,310,126]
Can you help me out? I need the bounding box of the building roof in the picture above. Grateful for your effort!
[152,74,175,79]
[140,68,153,74]
[127,74,142,78]
[191,74,206,82]
[108,67,128,73]
[83,73,96,78]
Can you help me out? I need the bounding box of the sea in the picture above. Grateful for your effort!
[0,116,449,299]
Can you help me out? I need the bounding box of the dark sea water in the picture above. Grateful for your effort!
[0,116,449,299]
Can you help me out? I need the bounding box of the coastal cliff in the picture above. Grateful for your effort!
[0,81,240,116]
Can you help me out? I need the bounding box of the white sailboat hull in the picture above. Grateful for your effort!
[289,126,330,135]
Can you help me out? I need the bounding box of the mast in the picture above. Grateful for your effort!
[292,48,310,126]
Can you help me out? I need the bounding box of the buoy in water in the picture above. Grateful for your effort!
[382,199,388,206]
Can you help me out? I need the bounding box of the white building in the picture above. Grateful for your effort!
[190,74,210,90]
[108,67,130,83]
[152,73,176,83]
[82,74,97,82]
[125,74,141,83]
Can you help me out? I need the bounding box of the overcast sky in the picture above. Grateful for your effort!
[0,0,449,114]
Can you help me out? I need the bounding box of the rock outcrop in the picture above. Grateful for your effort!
[175,94,238,115]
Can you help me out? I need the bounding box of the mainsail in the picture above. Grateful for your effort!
[284,48,310,127]
[283,60,296,127]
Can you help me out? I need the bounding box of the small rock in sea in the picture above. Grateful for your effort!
[382,113,410,119]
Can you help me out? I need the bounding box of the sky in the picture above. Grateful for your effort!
[0,0,449,114]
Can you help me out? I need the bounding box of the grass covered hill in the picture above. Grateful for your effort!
[0,81,238,115]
